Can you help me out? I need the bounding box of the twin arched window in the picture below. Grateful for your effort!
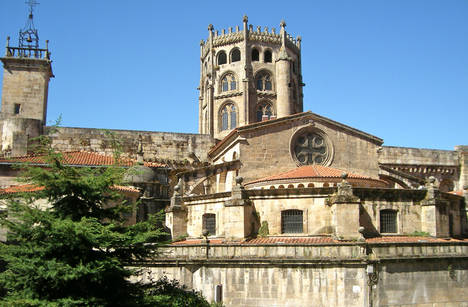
[256,72,273,91]
[220,103,237,131]
[221,73,237,92]
[256,102,273,122]
[217,49,241,65]
[252,48,272,63]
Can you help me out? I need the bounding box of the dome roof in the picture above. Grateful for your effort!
[123,164,155,184]
[245,165,388,188]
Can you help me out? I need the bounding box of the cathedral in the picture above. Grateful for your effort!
[1,8,468,307]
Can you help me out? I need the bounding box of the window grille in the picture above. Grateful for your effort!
[218,51,227,65]
[380,210,397,233]
[203,213,216,235]
[264,50,272,63]
[281,210,303,233]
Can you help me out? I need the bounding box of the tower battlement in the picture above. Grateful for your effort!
[201,19,301,58]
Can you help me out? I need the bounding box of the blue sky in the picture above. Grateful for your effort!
[1,0,467,150]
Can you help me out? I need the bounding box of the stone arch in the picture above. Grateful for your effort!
[256,99,275,122]
[219,71,238,93]
[217,50,227,65]
[264,49,272,63]
[230,48,241,63]
[255,69,274,91]
[218,101,238,131]
[251,47,259,61]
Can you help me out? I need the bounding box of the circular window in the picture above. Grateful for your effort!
[291,128,333,166]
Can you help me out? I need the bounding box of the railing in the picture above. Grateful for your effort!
[5,46,50,59]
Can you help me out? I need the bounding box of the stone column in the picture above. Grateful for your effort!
[223,177,253,239]
[165,185,187,240]
[329,174,361,240]
[421,177,450,237]
[275,20,292,118]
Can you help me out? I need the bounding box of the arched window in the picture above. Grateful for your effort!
[202,213,216,235]
[256,72,272,91]
[230,105,237,129]
[231,48,241,62]
[264,50,272,63]
[251,48,259,61]
[217,51,227,65]
[256,102,273,122]
[221,73,237,92]
[380,209,397,233]
[281,210,303,233]
[220,103,237,131]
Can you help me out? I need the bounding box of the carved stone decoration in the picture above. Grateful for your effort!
[290,127,333,166]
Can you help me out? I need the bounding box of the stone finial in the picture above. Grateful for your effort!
[235,25,239,32]
[264,26,268,33]
[235,176,244,185]
[272,28,276,34]
[280,20,286,28]
[202,229,209,238]
[249,24,253,31]
[200,39,205,46]
[243,15,248,23]
[208,24,214,32]
[137,135,144,164]
[6,36,10,47]
[341,172,348,180]
[297,35,302,42]
[256,26,261,33]
[228,27,232,33]
[222,29,225,35]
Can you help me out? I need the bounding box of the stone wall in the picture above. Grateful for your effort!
[236,114,382,183]
[379,146,458,165]
[136,242,468,306]
[47,127,215,162]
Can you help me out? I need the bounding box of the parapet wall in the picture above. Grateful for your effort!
[379,146,459,165]
[137,242,468,306]
[47,127,215,162]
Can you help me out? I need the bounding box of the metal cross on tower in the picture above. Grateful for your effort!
[19,0,40,49]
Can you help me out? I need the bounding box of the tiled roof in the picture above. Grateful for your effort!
[246,165,386,185]
[0,184,140,195]
[171,236,468,246]
[0,151,166,168]
[449,190,464,196]
[0,184,44,194]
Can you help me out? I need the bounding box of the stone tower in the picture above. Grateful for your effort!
[0,2,53,156]
[199,16,303,139]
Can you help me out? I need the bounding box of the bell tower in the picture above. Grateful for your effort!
[0,0,53,156]
[198,16,303,139]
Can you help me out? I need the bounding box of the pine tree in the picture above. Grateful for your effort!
[0,138,211,306]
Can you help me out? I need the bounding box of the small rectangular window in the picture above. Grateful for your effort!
[203,213,216,235]
[380,210,397,233]
[14,104,21,115]
[281,210,303,233]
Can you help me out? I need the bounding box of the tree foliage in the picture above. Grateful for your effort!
[0,138,212,306]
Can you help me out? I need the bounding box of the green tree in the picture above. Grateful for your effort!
[0,145,211,306]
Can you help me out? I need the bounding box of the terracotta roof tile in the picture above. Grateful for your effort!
[246,165,387,187]
[0,151,166,168]
[0,184,140,195]
[0,184,44,194]
[171,236,468,246]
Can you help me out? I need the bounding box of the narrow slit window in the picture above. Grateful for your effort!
[14,104,21,115]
